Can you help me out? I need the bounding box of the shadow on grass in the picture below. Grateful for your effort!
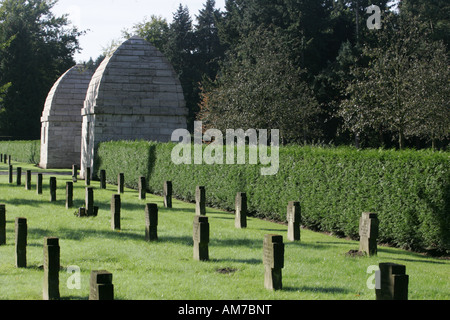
[284,286,351,294]
[212,258,262,265]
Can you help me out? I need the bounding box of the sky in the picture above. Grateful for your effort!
[51,0,226,63]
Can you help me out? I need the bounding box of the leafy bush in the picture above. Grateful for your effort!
[0,140,40,164]
[96,141,450,253]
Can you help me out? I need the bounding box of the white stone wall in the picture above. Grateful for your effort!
[80,36,188,178]
[40,65,94,169]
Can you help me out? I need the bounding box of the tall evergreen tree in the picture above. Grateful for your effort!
[0,0,83,139]
[194,0,225,80]
[164,4,198,132]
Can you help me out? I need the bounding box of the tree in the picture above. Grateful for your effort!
[339,14,449,149]
[198,28,320,144]
[194,0,225,80]
[399,0,450,48]
[122,15,169,52]
[0,0,83,139]
[163,4,198,131]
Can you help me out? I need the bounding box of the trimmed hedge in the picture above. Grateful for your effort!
[96,141,450,253]
[0,140,40,164]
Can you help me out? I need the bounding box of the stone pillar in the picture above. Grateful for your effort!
[0,205,6,246]
[25,170,32,190]
[85,187,95,217]
[66,182,73,209]
[139,176,146,200]
[164,181,172,208]
[359,212,379,256]
[193,216,209,261]
[100,170,106,189]
[72,164,78,182]
[235,192,248,229]
[118,173,124,194]
[8,165,13,184]
[77,208,87,218]
[111,195,121,231]
[376,263,409,300]
[49,177,57,202]
[37,173,43,195]
[16,167,22,186]
[85,167,91,186]
[145,204,158,241]
[15,218,27,268]
[89,271,114,300]
[287,201,301,242]
[195,186,206,216]
[263,234,284,291]
[43,237,60,300]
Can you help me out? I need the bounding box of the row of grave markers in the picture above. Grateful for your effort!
[0,159,409,300]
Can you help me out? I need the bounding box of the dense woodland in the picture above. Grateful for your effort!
[0,0,449,149]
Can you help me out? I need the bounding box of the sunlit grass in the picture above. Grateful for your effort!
[0,162,449,300]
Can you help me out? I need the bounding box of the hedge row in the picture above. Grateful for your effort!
[0,140,40,164]
[95,141,450,253]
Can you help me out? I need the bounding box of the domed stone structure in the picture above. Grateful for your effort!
[40,64,94,169]
[80,36,187,179]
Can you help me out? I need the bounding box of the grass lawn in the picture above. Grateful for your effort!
[0,161,449,301]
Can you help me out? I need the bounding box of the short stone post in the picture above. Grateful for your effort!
[25,170,32,190]
[85,167,91,186]
[77,208,87,218]
[376,263,409,300]
[43,237,60,300]
[193,216,209,261]
[72,164,78,182]
[263,234,284,291]
[287,201,301,242]
[49,177,57,202]
[66,182,73,209]
[100,170,106,189]
[111,194,121,231]
[139,176,146,200]
[0,205,6,246]
[85,187,96,217]
[37,173,43,195]
[89,270,114,300]
[235,192,248,229]
[164,181,172,208]
[15,218,27,268]
[195,186,206,216]
[8,165,13,184]
[359,212,379,256]
[16,167,22,186]
[145,204,158,241]
[118,173,124,194]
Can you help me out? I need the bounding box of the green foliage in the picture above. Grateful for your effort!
[198,28,321,144]
[0,0,83,139]
[96,141,450,253]
[0,140,40,164]
[122,15,169,53]
[339,14,450,149]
